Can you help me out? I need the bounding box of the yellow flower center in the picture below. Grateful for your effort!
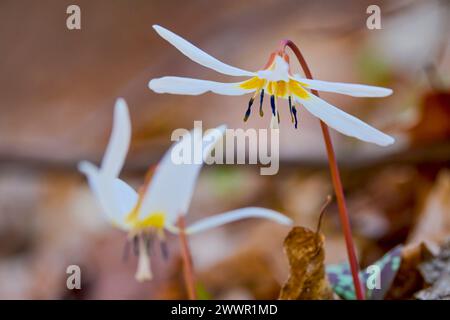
[125,196,166,230]
[239,77,310,99]
[238,76,310,129]
[128,212,166,229]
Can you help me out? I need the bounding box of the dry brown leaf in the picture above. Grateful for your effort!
[279,226,334,300]
[416,275,450,300]
[385,242,433,299]
[408,170,450,251]
[416,239,450,300]
[408,91,450,146]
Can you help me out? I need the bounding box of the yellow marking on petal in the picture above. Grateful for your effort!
[288,79,310,99]
[130,212,166,229]
[125,199,166,230]
[277,81,288,98]
[240,77,308,99]
[123,164,161,230]
[299,82,309,87]
[265,81,288,98]
[266,82,273,95]
[239,77,266,90]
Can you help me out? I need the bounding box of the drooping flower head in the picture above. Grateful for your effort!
[79,98,292,281]
[149,25,395,147]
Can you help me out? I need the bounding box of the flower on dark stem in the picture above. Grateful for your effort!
[78,99,292,282]
[149,25,395,147]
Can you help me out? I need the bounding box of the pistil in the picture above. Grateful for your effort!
[135,234,153,282]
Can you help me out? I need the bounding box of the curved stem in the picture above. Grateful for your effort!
[282,40,365,300]
[178,215,197,300]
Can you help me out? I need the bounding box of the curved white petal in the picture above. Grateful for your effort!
[78,161,137,230]
[149,76,254,96]
[295,94,395,146]
[114,179,139,220]
[257,56,290,82]
[100,98,131,177]
[292,75,393,97]
[153,25,254,77]
[177,207,292,235]
[138,125,227,225]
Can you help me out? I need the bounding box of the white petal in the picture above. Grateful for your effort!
[153,25,254,77]
[78,161,101,194]
[78,161,137,230]
[180,207,292,235]
[100,98,131,177]
[292,75,393,97]
[138,125,227,225]
[295,94,395,146]
[257,56,290,82]
[149,76,254,96]
[114,179,138,219]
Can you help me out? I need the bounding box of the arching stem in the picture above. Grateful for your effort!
[178,215,197,300]
[282,39,365,300]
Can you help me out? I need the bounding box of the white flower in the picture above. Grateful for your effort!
[78,98,292,281]
[148,25,395,147]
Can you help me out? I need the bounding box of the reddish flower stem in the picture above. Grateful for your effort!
[282,39,365,300]
[177,215,197,300]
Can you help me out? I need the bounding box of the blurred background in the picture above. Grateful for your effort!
[0,0,449,299]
